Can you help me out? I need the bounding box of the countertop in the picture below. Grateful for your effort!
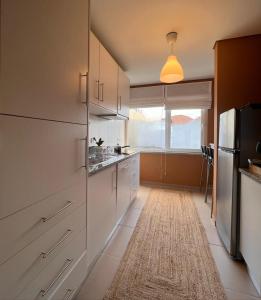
[88,150,140,176]
[239,168,261,184]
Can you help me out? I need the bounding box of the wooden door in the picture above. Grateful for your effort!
[0,115,87,218]
[99,44,118,113]
[0,0,89,123]
[118,67,130,117]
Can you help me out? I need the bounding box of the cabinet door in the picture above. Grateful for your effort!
[89,32,100,105]
[99,44,118,112]
[0,115,87,218]
[0,0,88,123]
[87,166,117,266]
[130,154,140,201]
[117,161,131,220]
[118,67,130,117]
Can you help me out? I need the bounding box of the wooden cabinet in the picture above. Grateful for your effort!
[0,0,89,124]
[0,115,87,219]
[240,173,261,295]
[117,67,130,118]
[87,166,117,266]
[117,160,131,220]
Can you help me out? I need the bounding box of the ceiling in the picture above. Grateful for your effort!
[91,0,261,85]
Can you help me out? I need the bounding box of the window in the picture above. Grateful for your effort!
[128,107,165,149]
[128,107,202,152]
[169,109,202,150]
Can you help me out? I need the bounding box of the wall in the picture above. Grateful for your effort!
[89,115,125,146]
[140,107,214,189]
[213,34,261,217]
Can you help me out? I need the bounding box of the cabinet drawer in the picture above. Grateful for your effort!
[15,228,86,300]
[49,251,88,300]
[0,203,86,300]
[0,115,87,219]
[0,182,85,265]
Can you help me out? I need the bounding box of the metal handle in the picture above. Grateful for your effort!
[80,136,87,169]
[41,201,72,223]
[119,96,122,110]
[40,259,73,297]
[99,83,104,101]
[41,229,72,259]
[95,80,99,100]
[80,72,88,104]
[63,289,74,300]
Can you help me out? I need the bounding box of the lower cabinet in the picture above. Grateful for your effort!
[87,165,117,266]
[117,160,131,220]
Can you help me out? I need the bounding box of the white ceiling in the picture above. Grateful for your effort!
[91,0,261,85]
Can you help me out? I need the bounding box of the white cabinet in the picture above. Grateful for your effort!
[0,0,89,124]
[129,154,140,201]
[240,173,261,295]
[0,115,87,218]
[117,160,131,220]
[89,32,118,113]
[117,67,130,118]
[99,44,118,112]
[89,32,100,105]
[87,165,117,266]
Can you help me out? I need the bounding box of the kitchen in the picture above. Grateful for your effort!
[0,1,261,300]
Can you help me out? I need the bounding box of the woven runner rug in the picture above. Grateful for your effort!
[104,189,226,300]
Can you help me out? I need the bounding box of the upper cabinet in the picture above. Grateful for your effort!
[89,31,129,118]
[117,67,130,117]
[0,0,89,124]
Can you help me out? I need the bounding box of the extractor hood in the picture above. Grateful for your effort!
[89,102,128,120]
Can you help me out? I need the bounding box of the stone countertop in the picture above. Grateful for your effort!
[88,150,140,176]
[239,168,261,184]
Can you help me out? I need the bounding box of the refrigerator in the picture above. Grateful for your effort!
[216,104,261,258]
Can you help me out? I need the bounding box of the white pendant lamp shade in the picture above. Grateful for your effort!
[160,55,184,83]
[160,32,184,83]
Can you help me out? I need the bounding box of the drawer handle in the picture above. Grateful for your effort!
[41,229,72,259]
[41,201,72,223]
[63,289,75,300]
[40,258,73,297]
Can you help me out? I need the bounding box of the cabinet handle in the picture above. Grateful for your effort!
[80,72,88,104]
[41,201,72,223]
[63,289,75,300]
[41,229,72,259]
[99,83,104,101]
[119,96,122,110]
[81,136,88,169]
[39,259,73,297]
[95,80,99,100]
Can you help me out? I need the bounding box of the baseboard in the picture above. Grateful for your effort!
[140,181,203,192]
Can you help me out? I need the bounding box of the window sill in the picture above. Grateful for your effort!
[133,148,201,155]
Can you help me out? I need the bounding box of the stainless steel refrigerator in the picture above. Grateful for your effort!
[216,104,261,258]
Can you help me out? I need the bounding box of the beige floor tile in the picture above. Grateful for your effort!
[225,289,261,300]
[210,244,259,297]
[104,225,134,259]
[120,207,141,227]
[76,254,120,300]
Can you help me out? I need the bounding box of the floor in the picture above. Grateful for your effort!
[76,186,261,300]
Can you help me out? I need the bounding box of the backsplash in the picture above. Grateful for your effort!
[89,115,125,146]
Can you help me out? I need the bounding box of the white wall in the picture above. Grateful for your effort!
[89,115,125,146]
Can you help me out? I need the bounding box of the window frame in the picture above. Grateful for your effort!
[127,107,206,154]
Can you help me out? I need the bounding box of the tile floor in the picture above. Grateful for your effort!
[76,186,261,300]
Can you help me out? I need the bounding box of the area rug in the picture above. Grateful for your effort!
[104,189,227,300]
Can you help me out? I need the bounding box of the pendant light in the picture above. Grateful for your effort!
[160,32,184,83]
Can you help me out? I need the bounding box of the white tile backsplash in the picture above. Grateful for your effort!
[89,115,125,146]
